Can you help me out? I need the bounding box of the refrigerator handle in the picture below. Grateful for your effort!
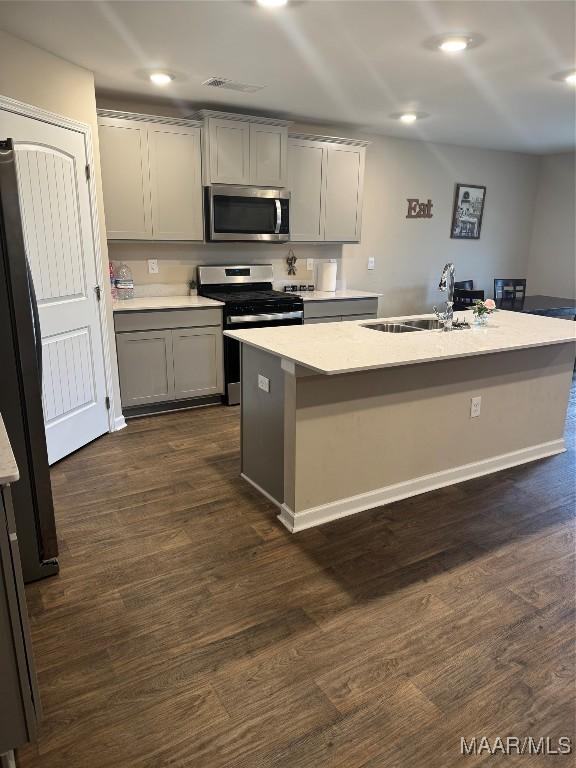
[26,258,42,387]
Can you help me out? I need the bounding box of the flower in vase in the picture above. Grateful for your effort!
[472,298,496,317]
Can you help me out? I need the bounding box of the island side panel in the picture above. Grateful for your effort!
[240,345,286,505]
[286,343,574,529]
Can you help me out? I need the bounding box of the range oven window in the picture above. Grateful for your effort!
[212,195,289,235]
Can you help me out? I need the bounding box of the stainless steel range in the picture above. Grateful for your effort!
[197,264,303,405]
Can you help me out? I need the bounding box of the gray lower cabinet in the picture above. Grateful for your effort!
[303,298,378,324]
[116,330,175,407]
[114,308,224,410]
[0,485,39,756]
[172,328,223,399]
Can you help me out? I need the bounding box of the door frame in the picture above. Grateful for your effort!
[0,94,123,434]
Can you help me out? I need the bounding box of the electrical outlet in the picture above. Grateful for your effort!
[470,396,482,418]
[307,258,314,272]
[367,257,375,270]
[258,374,270,393]
[147,259,159,274]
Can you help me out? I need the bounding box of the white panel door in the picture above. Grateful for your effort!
[148,124,203,240]
[250,124,287,187]
[98,117,152,239]
[323,145,364,242]
[287,139,325,241]
[207,118,251,184]
[0,110,109,463]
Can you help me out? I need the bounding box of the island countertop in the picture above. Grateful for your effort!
[225,310,576,375]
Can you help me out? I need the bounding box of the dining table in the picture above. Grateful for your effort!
[495,294,576,319]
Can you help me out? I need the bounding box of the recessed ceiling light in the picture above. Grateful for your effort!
[439,37,469,53]
[565,72,576,86]
[257,0,288,7]
[149,72,174,86]
[423,33,483,53]
[389,111,429,124]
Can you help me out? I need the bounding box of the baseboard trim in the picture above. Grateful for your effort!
[278,439,566,533]
[113,415,127,432]
[240,473,282,508]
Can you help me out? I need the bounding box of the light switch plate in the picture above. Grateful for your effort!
[147,259,159,274]
[470,396,482,418]
[367,257,375,270]
[258,374,270,393]
[307,258,314,272]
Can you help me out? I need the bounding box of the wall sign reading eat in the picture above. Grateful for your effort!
[406,198,433,219]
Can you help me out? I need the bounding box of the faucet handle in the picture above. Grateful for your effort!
[433,305,446,324]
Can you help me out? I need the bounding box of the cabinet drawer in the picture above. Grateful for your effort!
[304,299,377,319]
[114,308,222,333]
[341,313,377,322]
[303,316,342,324]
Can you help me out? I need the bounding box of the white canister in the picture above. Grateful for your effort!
[317,260,338,292]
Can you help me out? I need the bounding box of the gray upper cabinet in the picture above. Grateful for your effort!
[97,111,204,241]
[287,139,324,242]
[288,134,368,243]
[249,123,287,187]
[196,111,291,187]
[98,118,152,239]
[148,123,203,240]
[207,117,251,185]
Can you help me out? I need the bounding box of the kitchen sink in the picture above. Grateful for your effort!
[400,318,443,330]
[364,317,470,334]
[363,322,422,333]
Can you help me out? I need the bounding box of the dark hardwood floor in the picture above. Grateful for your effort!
[17,382,575,767]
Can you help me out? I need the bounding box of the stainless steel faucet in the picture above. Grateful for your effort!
[433,262,455,331]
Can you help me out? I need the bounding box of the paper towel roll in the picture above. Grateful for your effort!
[317,261,337,292]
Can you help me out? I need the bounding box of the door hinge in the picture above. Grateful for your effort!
[95,285,101,301]
[105,396,110,410]
[85,164,91,180]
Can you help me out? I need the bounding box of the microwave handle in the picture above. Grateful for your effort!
[274,199,281,234]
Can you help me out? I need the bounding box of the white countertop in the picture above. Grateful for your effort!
[225,310,576,375]
[0,415,19,485]
[113,296,224,312]
[295,289,381,302]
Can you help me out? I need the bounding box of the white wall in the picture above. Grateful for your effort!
[0,29,122,422]
[340,133,539,316]
[527,152,575,299]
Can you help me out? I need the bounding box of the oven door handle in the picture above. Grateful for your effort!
[227,311,303,324]
[274,199,281,234]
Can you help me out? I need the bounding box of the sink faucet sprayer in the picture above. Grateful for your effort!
[433,263,455,331]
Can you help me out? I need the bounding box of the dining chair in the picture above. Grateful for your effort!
[494,278,526,308]
[453,280,484,310]
[454,280,474,291]
[453,288,484,310]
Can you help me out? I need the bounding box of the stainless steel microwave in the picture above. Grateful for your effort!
[205,185,290,242]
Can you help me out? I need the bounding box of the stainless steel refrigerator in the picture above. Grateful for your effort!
[0,138,59,583]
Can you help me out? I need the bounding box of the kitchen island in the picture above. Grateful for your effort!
[225,310,576,532]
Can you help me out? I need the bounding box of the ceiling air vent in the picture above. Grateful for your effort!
[202,77,266,94]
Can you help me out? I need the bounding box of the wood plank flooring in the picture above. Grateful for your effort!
[17,382,575,768]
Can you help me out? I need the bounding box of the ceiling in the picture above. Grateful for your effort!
[0,1,574,153]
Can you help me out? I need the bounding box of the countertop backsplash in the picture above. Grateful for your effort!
[108,241,343,293]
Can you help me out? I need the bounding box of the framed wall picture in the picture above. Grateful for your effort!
[450,183,486,239]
